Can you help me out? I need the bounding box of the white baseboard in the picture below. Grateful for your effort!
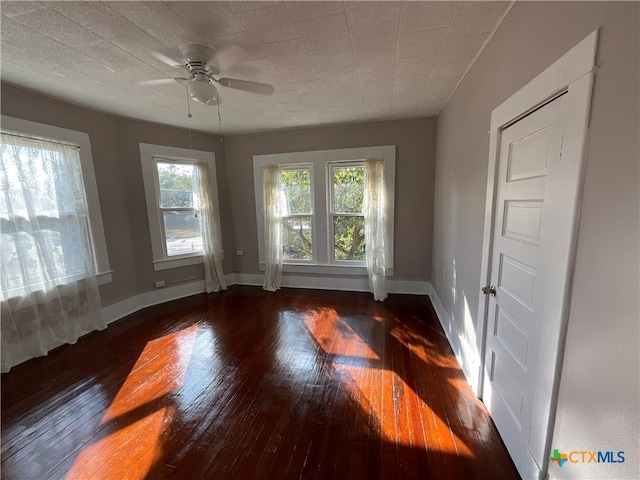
[389,279,430,295]
[232,272,430,295]
[426,283,481,395]
[102,279,205,324]
[102,275,242,325]
[228,273,262,287]
[6,273,429,371]
[102,272,430,326]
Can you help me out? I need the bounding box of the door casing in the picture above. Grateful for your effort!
[476,29,599,478]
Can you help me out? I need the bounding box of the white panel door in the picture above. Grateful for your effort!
[483,95,567,479]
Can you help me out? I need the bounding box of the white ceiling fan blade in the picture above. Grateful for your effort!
[152,51,182,68]
[137,77,189,86]
[218,77,274,95]
[208,45,249,73]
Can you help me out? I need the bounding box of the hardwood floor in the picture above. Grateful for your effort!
[1,286,520,480]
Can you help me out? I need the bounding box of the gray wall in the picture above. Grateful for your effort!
[1,84,235,306]
[224,117,436,282]
[1,84,435,303]
[432,2,638,478]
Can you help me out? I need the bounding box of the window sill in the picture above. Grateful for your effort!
[2,271,113,301]
[97,271,113,286]
[258,262,394,277]
[153,255,203,271]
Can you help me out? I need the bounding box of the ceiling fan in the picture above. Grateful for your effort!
[140,43,274,105]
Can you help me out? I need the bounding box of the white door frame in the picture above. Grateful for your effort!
[476,29,599,476]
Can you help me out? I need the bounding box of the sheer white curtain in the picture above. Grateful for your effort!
[1,133,105,372]
[364,158,387,301]
[263,165,283,291]
[193,162,226,293]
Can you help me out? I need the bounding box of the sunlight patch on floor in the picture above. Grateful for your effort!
[338,364,474,457]
[102,325,198,422]
[298,306,477,458]
[65,325,198,480]
[303,307,379,360]
[65,406,173,480]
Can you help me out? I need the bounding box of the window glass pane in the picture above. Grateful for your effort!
[157,162,194,208]
[283,216,313,260]
[332,166,364,214]
[334,215,365,261]
[1,135,90,300]
[162,210,202,256]
[281,168,311,215]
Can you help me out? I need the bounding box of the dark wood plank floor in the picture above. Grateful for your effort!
[1,286,519,480]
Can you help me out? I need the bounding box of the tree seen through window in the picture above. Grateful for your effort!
[281,168,313,260]
[331,165,365,261]
[156,161,202,256]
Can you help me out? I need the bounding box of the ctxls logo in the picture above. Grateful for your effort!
[550,449,568,467]
[550,449,625,467]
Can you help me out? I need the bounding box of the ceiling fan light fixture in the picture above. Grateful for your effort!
[188,77,218,105]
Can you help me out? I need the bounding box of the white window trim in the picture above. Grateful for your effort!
[327,161,366,266]
[1,115,112,285]
[139,143,219,272]
[253,145,395,276]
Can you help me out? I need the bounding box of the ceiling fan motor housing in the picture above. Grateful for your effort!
[179,43,218,76]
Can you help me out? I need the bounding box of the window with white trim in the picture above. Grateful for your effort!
[329,163,365,262]
[156,160,202,257]
[253,145,395,276]
[281,166,314,261]
[0,115,111,290]
[140,143,219,271]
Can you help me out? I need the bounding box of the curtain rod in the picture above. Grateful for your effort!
[154,156,208,165]
[1,130,80,150]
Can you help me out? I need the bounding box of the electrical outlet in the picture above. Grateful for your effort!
[154,281,165,288]
[236,250,244,256]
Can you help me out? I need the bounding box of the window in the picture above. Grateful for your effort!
[156,161,202,257]
[330,163,365,262]
[0,115,111,297]
[281,167,313,261]
[140,143,219,271]
[253,145,395,276]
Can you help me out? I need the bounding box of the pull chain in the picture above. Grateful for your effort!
[217,100,223,145]
[185,84,193,150]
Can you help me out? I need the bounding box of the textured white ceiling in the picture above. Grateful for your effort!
[1,1,511,134]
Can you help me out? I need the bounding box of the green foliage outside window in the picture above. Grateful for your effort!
[279,165,366,262]
[156,162,201,255]
[282,169,311,214]
[281,169,313,259]
[157,162,194,207]
[332,166,365,261]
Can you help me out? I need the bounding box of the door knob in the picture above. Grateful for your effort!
[482,285,497,297]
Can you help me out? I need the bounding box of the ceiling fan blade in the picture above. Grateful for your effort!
[152,51,182,68]
[208,45,249,73]
[218,77,274,95]
[137,77,189,86]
